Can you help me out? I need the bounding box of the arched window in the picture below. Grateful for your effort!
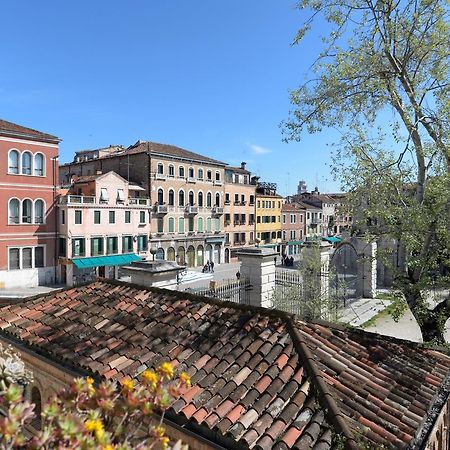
[179,166,185,178]
[198,168,203,180]
[157,163,164,174]
[207,192,212,207]
[188,191,194,206]
[167,247,175,261]
[34,153,45,176]
[188,167,194,178]
[22,199,33,223]
[178,190,185,207]
[215,193,220,206]
[22,152,32,175]
[198,191,203,207]
[206,217,212,232]
[168,189,174,206]
[178,217,185,233]
[198,217,203,232]
[30,387,42,430]
[8,150,19,174]
[215,171,221,181]
[207,170,212,180]
[168,164,175,177]
[168,217,175,233]
[156,248,165,260]
[34,200,44,224]
[8,198,20,224]
[157,188,164,204]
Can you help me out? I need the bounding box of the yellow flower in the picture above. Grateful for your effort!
[121,379,135,392]
[154,425,166,437]
[142,370,158,387]
[157,362,174,379]
[85,418,104,439]
[180,371,191,387]
[102,445,114,450]
[160,436,170,449]
[86,377,94,386]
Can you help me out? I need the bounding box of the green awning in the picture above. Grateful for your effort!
[323,236,342,243]
[72,254,141,269]
[287,240,304,246]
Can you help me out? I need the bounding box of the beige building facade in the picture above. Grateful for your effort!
[59,141,227,268]
[223,163,256,262]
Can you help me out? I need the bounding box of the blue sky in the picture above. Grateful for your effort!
[0,1,340,195]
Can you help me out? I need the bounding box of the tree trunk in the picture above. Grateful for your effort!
[405,287,450,344]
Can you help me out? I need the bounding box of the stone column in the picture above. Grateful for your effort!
[237,248,278,309]
[353,238,377,298]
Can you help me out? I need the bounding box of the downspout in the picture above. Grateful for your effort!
[52,156,59,284]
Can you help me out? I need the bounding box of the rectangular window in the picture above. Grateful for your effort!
[125,210,131,224]
[72,238,85,257]
[34,247,44,268]
[74,210,82,225]
[157,218,164,233]
[100,188,109,202]
[122,235,133,253]
[168,217,175,233]
[234,194,239,204]
[188,217,194,232]
[59,238,67,257]
[139,211,146,224]
[94,210,101,224]
[290,214,296,224]
[117,189,125,203]
[179,217,185,233]
[107,237,118,255]
[61,210,65,225]
[109,211,115,224]
[91,237,104,256]
[22,247,32,269]
[282,214,286,224]
[225,193,230,204]
[215,218,220,231]
[169,165,174,177]
[8,248,19,270]
[138,235,148,252]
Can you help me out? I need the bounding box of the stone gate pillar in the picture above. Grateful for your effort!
[237,248,277,309]
[353,238,377,298]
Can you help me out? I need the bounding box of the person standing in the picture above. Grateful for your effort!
[210,260,215,272]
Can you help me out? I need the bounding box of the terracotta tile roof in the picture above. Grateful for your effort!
[0,280,449,449]
[0,119,59,143]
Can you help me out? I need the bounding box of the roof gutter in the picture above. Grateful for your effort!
[286,319,359,450]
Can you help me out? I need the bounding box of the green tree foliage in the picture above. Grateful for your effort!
[284,0,450,343]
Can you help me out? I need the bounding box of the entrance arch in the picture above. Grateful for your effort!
[167,247,175,261]
[197,245,204,267]
[177,246,185,265]
[214,244,221,264]
[205,244,213,263]
[225,248,230,263]
[156,248,165,260]
[187,245,195,267]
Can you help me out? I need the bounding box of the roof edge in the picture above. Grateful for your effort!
[286,319,359,450]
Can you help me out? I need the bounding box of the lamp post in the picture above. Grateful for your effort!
[150,247,157,261]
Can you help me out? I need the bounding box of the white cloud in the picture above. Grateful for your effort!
[249,144,271,155]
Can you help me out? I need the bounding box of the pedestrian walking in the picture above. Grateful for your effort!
[206,260,211,272]
[236,271,241,280]
[210,261,215,272]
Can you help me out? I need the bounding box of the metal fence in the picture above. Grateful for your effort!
[184,277,251,305]
[273,270,340,321]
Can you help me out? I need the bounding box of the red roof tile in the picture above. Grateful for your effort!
[0,119,59,143]
[0,280,449,449]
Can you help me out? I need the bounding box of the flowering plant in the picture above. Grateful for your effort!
[0,345,189,449]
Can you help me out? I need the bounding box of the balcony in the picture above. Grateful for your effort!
[155,173,166,180]
[214,180,222,186]
[212,206,224,216]
[187,176,196,183]
[310,218,320,225]
[184,205,198,215]
[154,204,168,215]
[129,198,151,206]
[58,195,95,205]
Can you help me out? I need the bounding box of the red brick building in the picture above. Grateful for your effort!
[0,119,59,288]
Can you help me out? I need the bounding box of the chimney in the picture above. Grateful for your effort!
[240,161,247,170]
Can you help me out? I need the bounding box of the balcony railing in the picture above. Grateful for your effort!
[214,180,223,186]
[310,218,320,224]
[187,176,196,183]
[59,195,96,205]
[129,198,151,206]
[184,205,198,215]
[155,173,166,180]
[154,204,168,215]
[212,206,224,215]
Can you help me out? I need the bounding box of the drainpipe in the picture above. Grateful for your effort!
[51,156,59,284]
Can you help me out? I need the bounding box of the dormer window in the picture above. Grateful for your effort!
[100,188,109,203]
[117,188,125,203]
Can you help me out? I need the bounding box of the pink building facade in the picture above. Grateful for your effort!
[281,203,306,255]
[58,171,152,286]
[0,119,59,288]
